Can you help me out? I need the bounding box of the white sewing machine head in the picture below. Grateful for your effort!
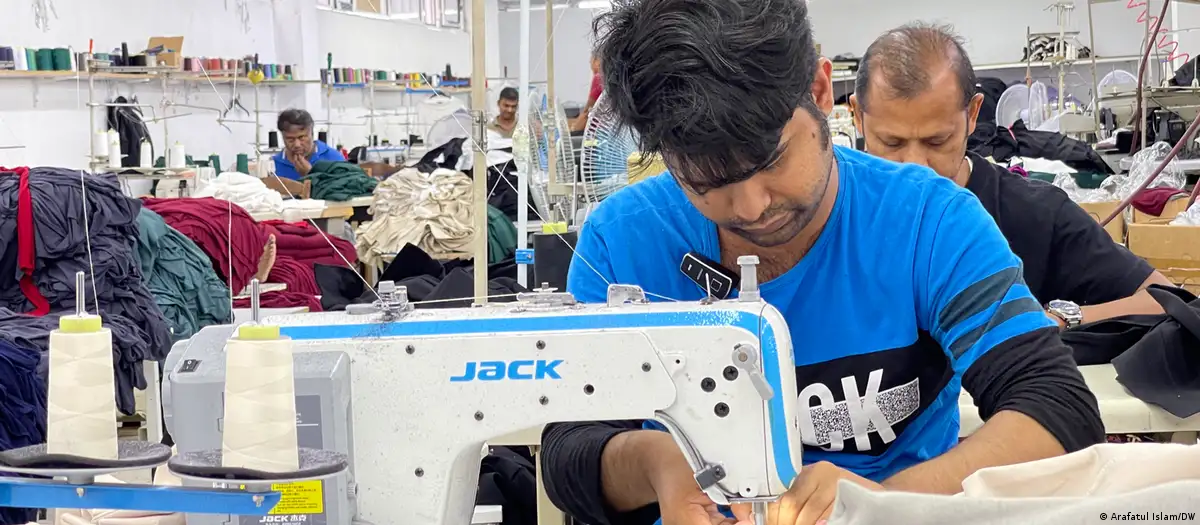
[165,277,803,524]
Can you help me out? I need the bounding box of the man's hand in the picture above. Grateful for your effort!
[643,437,739,525]
[292,153,312,177]
[731,462,882,525]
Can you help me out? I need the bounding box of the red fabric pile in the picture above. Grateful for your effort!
[261,220,357,267]
[142,197,267,295]
[269,256,321,296]
[233,291,323,312]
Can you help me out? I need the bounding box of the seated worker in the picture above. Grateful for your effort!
[273,108,345,181]
[847,23,1173,329]
[540,1,1103,524]
[487,87,519,139]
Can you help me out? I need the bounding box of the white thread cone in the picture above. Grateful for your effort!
[46,329,119,460]
[221,337,300,473]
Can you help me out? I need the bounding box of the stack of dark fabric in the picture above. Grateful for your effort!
[135,208,233,341]
[0,167,172,416]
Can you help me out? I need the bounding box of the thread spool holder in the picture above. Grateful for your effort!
[0,273,282,514]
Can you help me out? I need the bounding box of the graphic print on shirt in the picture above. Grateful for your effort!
[794,333,952,456]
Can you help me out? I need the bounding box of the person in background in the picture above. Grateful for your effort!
[540,1,1102,524]
[488,87,520,139]
[848,23,1173,329]
[273,108,345,181]
[570,53,603,132]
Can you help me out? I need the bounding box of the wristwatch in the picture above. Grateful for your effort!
[1047,300,1084,329]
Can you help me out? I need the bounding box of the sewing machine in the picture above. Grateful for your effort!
[157,257,804,524]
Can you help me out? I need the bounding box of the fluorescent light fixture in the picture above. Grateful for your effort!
[576,0,611,7]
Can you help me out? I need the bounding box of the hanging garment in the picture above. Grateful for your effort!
[106,96,152,169]
[142,197,268,296]
[969,120,1113,174]
[260,220,356,267]
[0,168,171,415]
[134,208,232,341]
[191,172,285,214]
[356,168,475,266]
[0,339,45,525]
[304,162,378,201]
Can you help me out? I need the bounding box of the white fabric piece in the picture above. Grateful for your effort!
[962,442,1200,497]
[1170,199,1200,225]
[222,336,300,473]
[355,168,475,266]
[828,479,1200,525]
[192,172,285,214]
[47,326,118,460]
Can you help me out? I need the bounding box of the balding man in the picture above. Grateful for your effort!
[848,22,1173,330]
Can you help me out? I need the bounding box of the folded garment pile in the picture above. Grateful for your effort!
[0,167,172,415]
[0,339,46,525]
[134,208,232,341]
[142,197,268,295]
[305,161,378,201]
[261,219,356,267]
[356,168,474,267]
[192,172,285,214]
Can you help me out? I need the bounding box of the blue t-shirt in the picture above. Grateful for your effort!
[272,140,345,181]
[567,146,1053,482]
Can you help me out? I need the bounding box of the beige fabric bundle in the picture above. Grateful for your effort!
[356,168,475,266]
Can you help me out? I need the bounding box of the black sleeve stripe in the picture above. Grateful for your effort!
[949,296,1043,359]
[937,265,1022,337]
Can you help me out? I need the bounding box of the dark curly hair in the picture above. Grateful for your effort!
[593,0,826,193]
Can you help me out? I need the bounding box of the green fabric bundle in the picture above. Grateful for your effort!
[487,204,518,265]
[135,208,232,341]
[305,161,379,201]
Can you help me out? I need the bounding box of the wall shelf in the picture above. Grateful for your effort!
[0,69,311,86]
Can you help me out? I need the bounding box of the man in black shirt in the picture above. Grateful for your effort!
[848,23,1173,330]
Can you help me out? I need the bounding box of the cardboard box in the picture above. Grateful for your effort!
[1077,201,1126,243]
[1126,223,1200,293]
[1131,196,1191,224]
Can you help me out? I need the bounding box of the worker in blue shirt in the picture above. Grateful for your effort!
[538,1,1104,524]
[273,108,345,181]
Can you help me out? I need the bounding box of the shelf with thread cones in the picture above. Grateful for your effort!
[0,69,313,86]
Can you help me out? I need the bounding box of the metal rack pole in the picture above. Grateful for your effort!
[471,0,489,304]
[1088,0,1101,131]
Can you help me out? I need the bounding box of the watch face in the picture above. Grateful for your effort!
[1049,300,1082,318]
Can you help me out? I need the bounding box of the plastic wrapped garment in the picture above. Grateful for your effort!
[0,168,171,414]
[0,339,46,525]
[134,208,232,341]
[1052,173,1116,203]
[829,443,1200,525]
[1102,141,1187,201]
[356,168,475,267]
[142,197,267,296]
[191,172,284,214]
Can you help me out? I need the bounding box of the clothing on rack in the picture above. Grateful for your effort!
[232,291,322,312]
[142,197,268,296]
[0,339,45,525]
[0,308,156,416]
[0,168,171,415]
[260,220,356,267]
[107,96,152,169]
[356,168,475,266]
[192,172,285,214]
[134,208,232,341]
[969,120,1113,174]
[304,161,378,201]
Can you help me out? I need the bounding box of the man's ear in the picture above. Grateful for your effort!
[811,57,835,115]
[966,92,985,137]
[848,94,864,136]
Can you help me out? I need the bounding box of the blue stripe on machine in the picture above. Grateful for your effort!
[279,310,800,487]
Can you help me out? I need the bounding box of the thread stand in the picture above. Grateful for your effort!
[167,279,348,486]
[0,273,283,514]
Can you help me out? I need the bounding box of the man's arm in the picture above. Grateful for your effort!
[1047,199,1173,326]
[887,192,1103,494]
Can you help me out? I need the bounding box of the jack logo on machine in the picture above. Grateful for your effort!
[450,359,563,382]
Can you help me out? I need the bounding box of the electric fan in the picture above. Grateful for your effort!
[578,93,666,213]
[996,82,1049,129]
[512,86,575,222]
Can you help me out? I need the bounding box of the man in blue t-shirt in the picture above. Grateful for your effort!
[538,1,1103,524]
[273,108,345,181]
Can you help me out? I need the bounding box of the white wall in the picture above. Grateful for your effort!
[497,7,600,106]
[0,0,501,173]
